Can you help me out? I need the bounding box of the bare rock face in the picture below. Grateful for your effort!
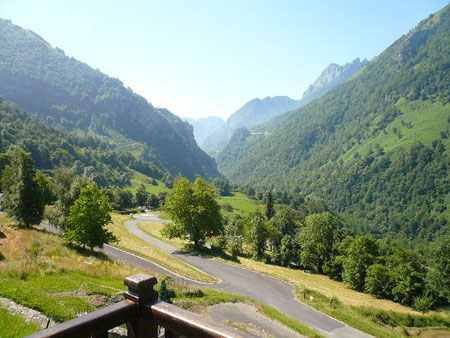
[301,58,368,103]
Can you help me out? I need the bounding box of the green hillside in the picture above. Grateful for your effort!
[218,6,450,241]
[0,18,219,181]
[0,99,165,187]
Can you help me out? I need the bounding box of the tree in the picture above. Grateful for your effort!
[162,177,223,250]
[135,184,149,206]
[66,184,117,251]
[246,211,268,260]
[299,212,338,272]
[388,245,426,305]
[225,215,245,258]
[426,236,450,303]
[269,208,299,253]
[277,234,295,267]
[0,147,45,227]
[147,193,160,209]
[213,178,231,196]
[112,188,134,210]
[50,167,91,228]
[341,236,379,291]
[365,264,393,298]
[34,172,53,205]
[265,190,275,220]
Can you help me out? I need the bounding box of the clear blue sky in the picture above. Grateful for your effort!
[0,0,446,119]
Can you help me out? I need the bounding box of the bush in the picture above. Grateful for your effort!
[329,296,341,309]
[413,294,434,313]
[183,289,204,298]
[221,203,233,212]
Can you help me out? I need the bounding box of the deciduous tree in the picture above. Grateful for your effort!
[66,184,117,251]
[162,177,223,250]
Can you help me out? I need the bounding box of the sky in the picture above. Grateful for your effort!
[0,0,446,120]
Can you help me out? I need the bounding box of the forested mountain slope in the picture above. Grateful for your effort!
[212,58,368,158]
[0,18,219,181]
[219,7,450,241]
[0,98,163,187]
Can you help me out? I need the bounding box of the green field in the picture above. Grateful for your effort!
[128,170,170,194]
[0,215,321,337]
[217,192,264,213]
[0,308,41,337]
[342,99,450,162]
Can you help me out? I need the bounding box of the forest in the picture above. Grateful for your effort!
[217,7,449,243]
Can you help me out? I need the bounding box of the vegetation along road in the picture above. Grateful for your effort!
[122,212,369,338]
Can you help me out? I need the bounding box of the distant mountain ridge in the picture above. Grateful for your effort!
[301,58,368,104]
[0,18,220,181]
[202,96,301,155]
[184,116,224,146]
[203,59,367,156]
[218,6,450,241]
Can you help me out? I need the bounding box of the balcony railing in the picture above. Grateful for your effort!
[26,274,256,338]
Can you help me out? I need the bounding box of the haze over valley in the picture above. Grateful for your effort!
[0,2,448,337]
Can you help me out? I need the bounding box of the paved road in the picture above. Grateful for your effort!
[38,215,368,337]
[124,213,369,338]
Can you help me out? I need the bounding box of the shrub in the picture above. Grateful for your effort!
[413,294,434,313]
[329,296,341,309]
[183,289,204,298]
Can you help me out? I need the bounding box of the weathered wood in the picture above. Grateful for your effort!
[26,274,258,338]
[26,300,137,338]
[146,301,258,338]
[125,274,159,338]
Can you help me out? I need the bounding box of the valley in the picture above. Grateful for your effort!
[0,3,449,338]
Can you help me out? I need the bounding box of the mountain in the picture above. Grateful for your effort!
[184,116,225,146]
[218,6,450,241]
[0,18,220,181]
[301,58,368,105]
[0,98,161,187]
[202,96,301,155]
[203,59,368,156]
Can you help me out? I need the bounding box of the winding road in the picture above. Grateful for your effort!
[117,213,369,338]
[37,213,369,337]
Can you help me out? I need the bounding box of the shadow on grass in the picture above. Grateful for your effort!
[175,243,251,264]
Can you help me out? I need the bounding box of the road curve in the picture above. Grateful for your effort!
[125,213,369,338]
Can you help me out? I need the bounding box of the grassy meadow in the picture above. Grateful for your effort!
[107,214,217,283]
[0,214,321,338]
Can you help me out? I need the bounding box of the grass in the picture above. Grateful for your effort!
[342,99,450,162]
[138,217,450,336]
[128,170,170,194]
[137,220,416,313]
[0,215,322,337]
[216,192,264,213]
[256,301,324,337]
[0,308,41,337]
[108,213,217,283]
[296,287,450,338]
[0,219,141,323]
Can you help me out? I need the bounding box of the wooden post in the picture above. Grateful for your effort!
[124,274,159,338]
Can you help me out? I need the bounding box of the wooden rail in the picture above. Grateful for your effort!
[27,274,257,338]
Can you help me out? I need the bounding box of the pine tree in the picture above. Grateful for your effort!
[1,146,45,227]
[265,190,275,220]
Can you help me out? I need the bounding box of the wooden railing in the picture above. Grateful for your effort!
[26,274,256,338]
